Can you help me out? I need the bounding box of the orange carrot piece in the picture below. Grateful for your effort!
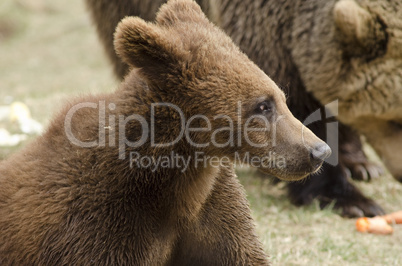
[356,217,370,232]
[381,211,402,224]
[356,217,393,235]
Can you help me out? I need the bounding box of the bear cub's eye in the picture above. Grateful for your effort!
[388,120,402,131]
[256,101,273,114]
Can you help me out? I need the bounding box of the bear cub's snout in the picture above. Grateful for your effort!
[309,143,332,169]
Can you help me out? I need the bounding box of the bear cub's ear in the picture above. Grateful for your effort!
[113,17,182,80]
[155,0,209,27]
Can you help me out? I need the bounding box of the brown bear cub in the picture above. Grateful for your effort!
[0,0,330,264]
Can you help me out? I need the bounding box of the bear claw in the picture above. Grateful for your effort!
[343,161,384,182]
[338,199,385,218]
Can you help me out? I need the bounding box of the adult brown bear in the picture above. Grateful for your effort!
[85,0,402,217]
[0,0,330,264]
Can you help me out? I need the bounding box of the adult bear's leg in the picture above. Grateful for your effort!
[170,166,269,266]
[282,68,385,218]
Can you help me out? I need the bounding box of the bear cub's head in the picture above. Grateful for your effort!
[113,0,331,181]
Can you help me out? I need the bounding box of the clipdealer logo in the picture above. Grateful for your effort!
[63,100,338,168]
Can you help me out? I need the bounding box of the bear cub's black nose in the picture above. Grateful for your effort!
[309,143,332,168]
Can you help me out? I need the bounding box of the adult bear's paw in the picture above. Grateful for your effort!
[319,186,385,218]
[335,198,385,218]
[339,139,384,182]
[342,160,384,182]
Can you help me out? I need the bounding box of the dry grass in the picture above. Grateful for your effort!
[238,167,402,265]
[0,0,115,158]
[0,0,401,265]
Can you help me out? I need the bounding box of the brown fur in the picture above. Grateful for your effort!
[0,0,330,264]
[292,0,402,181]
[85,0,402,217]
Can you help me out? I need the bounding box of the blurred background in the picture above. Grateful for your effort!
[0,0,401,264]
[0,0,115,158]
